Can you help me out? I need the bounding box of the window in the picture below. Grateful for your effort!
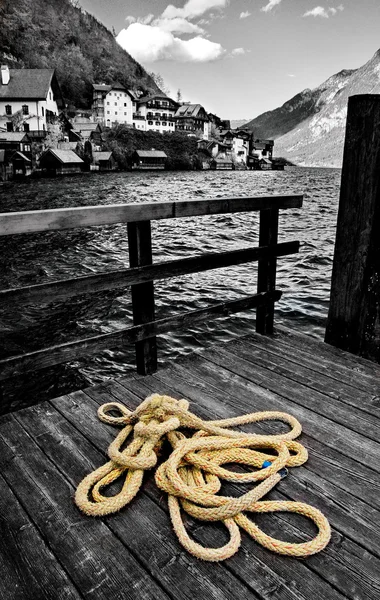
[115,111,118,115]
[5,104,12,115]
[23,143,31,151]
[124,112,127,116]
[22,105,29,115]
[124,103,127,107]
[43,124,45,131]
[42,107,45,116]
[148,121,153,125]
[49,91,52,100]
[23,124,30,132]
[115,102,117,106]
[162,122,167,126]
[6,122,13,132]
[107,111,110,114]
[107,102,110,105]
[155,121,160,126]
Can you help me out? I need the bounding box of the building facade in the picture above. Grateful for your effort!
[175,104,210,140]
[0,67,63,133]
[92,83,137,128]
[134,94,178,133]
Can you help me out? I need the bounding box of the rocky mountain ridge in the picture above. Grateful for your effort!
[242,49,380,167]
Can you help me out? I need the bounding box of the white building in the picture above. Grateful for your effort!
[134,94,178,133]
[0,66,63,133]
[92,83,137,128]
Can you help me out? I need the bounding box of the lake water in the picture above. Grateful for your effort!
[0,167,341,409]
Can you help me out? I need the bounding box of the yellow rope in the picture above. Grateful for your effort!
[75,394,331,561]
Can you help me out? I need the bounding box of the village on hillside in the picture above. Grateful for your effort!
[0,65,282,181]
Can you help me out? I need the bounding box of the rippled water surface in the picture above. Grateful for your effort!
[0,167,341,408]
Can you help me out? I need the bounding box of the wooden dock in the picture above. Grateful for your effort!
[1,325,380,600]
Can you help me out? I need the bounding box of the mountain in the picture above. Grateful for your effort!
[242,49,380,167]
[0,0,159,109]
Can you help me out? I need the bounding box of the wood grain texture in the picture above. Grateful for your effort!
[256,208,279,334]
[325,95,380,361]
[0,291,281,381]
[0,195,303,235]
[0,242,299,307]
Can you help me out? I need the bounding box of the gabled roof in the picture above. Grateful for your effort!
[0,69,64,107]
[135,150,167,158]
[42,149,84,164]
[72,123,99,132]
[10,151,31,162]
[0,132,31,143]
[175,104,209,120]
[93,151,113,161]
[138,93,176,104]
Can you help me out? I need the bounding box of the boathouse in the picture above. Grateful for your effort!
[211,154,234,170]
[92,151,118,172]
[132,149,167,170]
[39,148,84,175]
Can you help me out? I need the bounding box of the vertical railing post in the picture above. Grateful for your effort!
[127,220,157,374]
[325,94,380,362]
[256,208,279,334]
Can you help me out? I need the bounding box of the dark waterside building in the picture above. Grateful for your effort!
[132,149,167,170]
[39,148,84,175]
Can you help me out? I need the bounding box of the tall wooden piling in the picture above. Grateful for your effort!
[325,94,380,362]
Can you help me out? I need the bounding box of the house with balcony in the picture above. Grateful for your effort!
[134,94,178,133]
[0,66,64,133]
[175,104,210,140]
[92,83,137,128]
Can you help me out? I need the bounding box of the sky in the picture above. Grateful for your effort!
[78,0,380,120]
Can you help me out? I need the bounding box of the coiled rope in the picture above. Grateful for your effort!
[75,394,331,561]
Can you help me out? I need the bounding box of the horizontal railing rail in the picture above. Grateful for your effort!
[0,195,302,235]
[0,195,303,393]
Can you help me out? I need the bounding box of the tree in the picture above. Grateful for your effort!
[149,71,170,95]
[177,89,182,103]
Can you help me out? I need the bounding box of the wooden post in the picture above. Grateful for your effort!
[127,220,157,374]
[325,94,380,362]
[256,208,279,334]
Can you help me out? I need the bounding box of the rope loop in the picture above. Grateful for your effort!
[75,394,331,561]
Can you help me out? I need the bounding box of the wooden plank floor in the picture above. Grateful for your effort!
[1,326,380,600]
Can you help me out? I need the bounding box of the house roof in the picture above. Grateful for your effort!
[0,69,64,107]
[175,104,208,120]
[136,150,167,158]
[0,132,30,143]
[43,149,84,164]
[138,93,175,104]
[93,151,113,161]
[10,151,31,162]
[72,123,99,132]
[260,157,272,164]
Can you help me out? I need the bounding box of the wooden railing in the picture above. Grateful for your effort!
[0,194,303,387]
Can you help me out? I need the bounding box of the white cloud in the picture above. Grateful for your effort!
[231,47,246,56]
[303,5,344,18]
[261,0,282,13]
[288,73,296,77]
[116,23,225,63]
[239,11,251,19]
[154,17,205,34]
[162,0,228,20]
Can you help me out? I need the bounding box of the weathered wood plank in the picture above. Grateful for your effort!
[325,95,380,361]
[0,195,303,235]
[246,329,380,398]
[277,325,380,382]
[128,220,157,374]
[197,346,380,464]
[0,471,82,600]
[256,208,279,334]
[14,400,258,600]
[0,242,299,307]
[230,336,380,422]
[0,415,170,600]
[0,291,281,381]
